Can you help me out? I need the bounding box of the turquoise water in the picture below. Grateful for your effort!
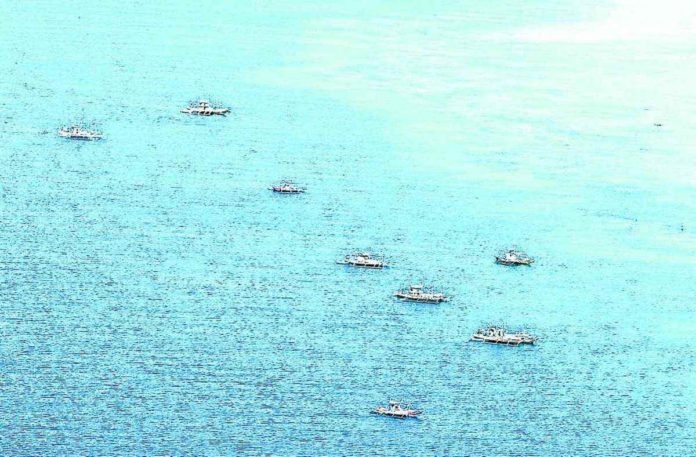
[2,1,696,454]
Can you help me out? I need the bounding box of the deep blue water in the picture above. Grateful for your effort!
[1,1,696,455]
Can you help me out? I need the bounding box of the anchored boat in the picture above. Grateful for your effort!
[180,100,230,116]
[394,285,448,303]
[336,252,385,269]
[495,249,534,266]
[471,326,536,346]
[270,180,305,193]
[58,125,102,141]
[371,401,422,419]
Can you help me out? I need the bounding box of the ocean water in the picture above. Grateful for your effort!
[1,1,696,455]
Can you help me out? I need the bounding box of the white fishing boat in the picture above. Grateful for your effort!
[58,125,103,141]
[180,100,230,116]
[336,252,386,269]
[471,326,537,346]
[394,285,448,303]
[270,180,305,193]
[495,249,534,266]
[371,401,422,419]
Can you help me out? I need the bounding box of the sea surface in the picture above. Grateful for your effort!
[1,1,696,455]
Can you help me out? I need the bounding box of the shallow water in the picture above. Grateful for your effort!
[1,1,695,455]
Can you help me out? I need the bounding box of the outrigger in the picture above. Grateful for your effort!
[336,252,385,269]
[495,249,534,266]
[180,100,230,116]
[371,401,422,419]
[58,125,103,141]
[270,180,305,193]
[471,326,537,346]
[394,285,448,303]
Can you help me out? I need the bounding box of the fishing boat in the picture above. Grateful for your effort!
[495,249,534,266]
[270,180,305,193]
[394,284,448,303]
[180,100,230,116]
[336,252,385,269]
[58,125,102,141]
[371,401,422,419]
[471,326,537,346]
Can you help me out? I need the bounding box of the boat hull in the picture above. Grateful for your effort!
[394,293,446,303]
[59,135,102,141]
[271,188,304,193]
[181,110,229,116]
[337,261,384,269]
[471,335,535,346]
[495,257,533,266]
[371,410,421,419]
